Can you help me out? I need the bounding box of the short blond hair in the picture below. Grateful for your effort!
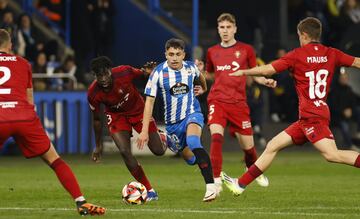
[217,13,236,25]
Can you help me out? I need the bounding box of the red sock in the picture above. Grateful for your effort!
[238,164,263,187]
[243,146,258,168]
[210,133,224,178]
[354,155,360,168]
[131,165,152,191]
[50,158,83,199]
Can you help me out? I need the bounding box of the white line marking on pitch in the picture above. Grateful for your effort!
[0,207,359,217]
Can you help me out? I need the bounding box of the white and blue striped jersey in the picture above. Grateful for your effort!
[144,61,202,124]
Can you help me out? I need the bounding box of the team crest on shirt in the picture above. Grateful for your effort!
[235,51,241,58]
[170,82,189,97]
[118,88,123,94]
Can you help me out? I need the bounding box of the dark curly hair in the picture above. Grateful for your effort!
[90,56,113,76]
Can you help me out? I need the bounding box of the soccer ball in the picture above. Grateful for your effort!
[122,181,147,205]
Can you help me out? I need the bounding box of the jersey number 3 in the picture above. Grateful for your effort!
[0,66,11,94]
[305,69,328,99]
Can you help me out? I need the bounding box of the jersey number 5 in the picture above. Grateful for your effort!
[305,69,328,99]
[0,66,11,94]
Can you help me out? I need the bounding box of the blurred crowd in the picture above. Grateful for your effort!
[1,0,114,91]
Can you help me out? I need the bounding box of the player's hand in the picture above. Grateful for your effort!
[137,131,149,150]
[263,78,277,88]
[194,85,205,96]
[92,145,103,163]
[229,70,244,76]
[142,61,157,75]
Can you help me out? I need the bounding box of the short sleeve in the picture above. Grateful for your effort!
[271,50,296,72]
[144,69,160,97]
[334,49,355,67]
[205,49,214,73]
[247,46,257,68]
[87,93,100,113]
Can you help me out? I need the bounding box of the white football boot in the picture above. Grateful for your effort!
[214,177,223,196]
[245,167,269,187]
[202,183,217,202]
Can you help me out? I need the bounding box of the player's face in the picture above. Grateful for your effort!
[95,69,112,90]
[218,20,237,43]
[165,47,185,70]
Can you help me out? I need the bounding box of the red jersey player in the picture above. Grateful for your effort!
[87,56,167,201]
[0,29,105,216]
[205,13,276,192]
[221,17,360,196]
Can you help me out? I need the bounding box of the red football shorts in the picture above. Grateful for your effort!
[0,117,51,158]
[106,113,158,134]
[285,118,334,145]
[207,100,253,136]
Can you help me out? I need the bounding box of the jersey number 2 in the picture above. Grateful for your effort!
[0,66,11,94]
[305,69,328,99]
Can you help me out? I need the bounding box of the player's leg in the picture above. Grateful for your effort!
[134,116,166,156]
[313,138,360,166]
[148,131,166,156]
[41,144,105,215]
[209,124,225,184]
[181,146,197,165]
[235,133,269,187]
[222,131,293,195]
[187,122,216,201]
[15,118,105,215]
[112,131,157,200]
[208,102,226,191]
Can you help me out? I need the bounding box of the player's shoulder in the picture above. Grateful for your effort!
[87,81,101,100]
[0,54,30,66]
[183,60,196,67]
[153,61,167,73]
[112,65,135,78]
[235,41,254,49]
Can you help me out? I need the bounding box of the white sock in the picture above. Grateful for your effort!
[75,196,86,202]
[214,177,222,184]
[206,183,216,192]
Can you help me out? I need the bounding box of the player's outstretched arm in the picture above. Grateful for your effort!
[91,111,103,163]
[352,57,360,69]
[253,76,277,88]
[137,96,155,149]
[229,64,277,77]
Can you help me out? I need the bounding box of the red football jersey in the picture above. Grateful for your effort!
[87,65,145,116]
[272,43,355,120]
[0,53,36,122]
[206,41,257,103]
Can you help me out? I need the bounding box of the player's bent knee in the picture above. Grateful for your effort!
[186,135,203,150]
[185,155,196,165]
[322,152,340,163]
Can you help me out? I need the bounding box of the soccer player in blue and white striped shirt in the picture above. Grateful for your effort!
[137,38,217,202]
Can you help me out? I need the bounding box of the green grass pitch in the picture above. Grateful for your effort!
[0,150,360,218]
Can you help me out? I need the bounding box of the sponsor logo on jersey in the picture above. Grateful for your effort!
[170,82,189,97]
[216,61,240,72]
[110,93,129,110]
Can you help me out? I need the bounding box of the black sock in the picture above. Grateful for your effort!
[76,200,87,208]
[192,148,214,184]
